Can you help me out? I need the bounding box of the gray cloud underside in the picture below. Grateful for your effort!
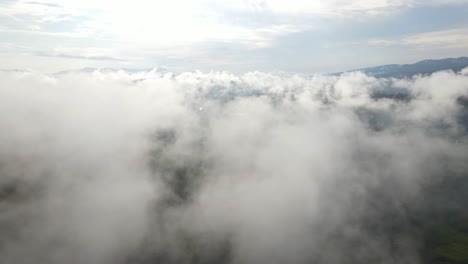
[0,68,467,264]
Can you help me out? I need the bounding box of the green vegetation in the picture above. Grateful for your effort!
[425,223,468,263]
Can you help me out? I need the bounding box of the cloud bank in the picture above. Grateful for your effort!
[0,68,467,264]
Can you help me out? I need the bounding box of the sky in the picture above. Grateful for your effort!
[0,0,468,73]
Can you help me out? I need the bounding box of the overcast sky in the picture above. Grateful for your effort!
[1,0,468,73]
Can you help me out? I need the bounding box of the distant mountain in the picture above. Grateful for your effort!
[3,57,468,79]
[334,57,468,78]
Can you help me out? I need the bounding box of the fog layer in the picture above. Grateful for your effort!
[0,69,467,264]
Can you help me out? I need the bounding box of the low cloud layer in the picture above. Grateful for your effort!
[0,68,467,264]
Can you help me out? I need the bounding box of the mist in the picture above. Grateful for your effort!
[0,68,467,264]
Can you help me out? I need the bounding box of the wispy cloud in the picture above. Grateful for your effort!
[369,27,468,49]
[36,52,121,61]
[215,0,468,16]
[1,0,468,72]
[402,28,468,48]
[25,1,61,8]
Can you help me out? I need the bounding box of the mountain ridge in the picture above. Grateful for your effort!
[2,57,468,78]
[333,57,468,78]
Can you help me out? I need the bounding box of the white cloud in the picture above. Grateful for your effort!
[402,28,468,48]
[1,69,467,263]
[368,27,468,49]
[368,39,398,46]
[213,0,468,16]
[0,0,303,53]
[1,0,467,72]
[219,0,408,15]
[3,0,466,51]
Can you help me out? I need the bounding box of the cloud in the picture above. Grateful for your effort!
[215,0,468,16]
[0,0,302,57]
[2,0,468,72]
[368,39,398,46]
[0,68,467,264]
[3,0,466,50]
[25,1,62,8]
[402,28,468,48]
[369,27,468,49]
[35,52,122,61]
